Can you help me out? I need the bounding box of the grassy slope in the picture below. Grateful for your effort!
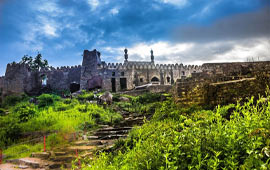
[83,96,270,170]
[0,92,122,159]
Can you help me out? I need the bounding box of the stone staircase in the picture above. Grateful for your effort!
[0,112,145,170]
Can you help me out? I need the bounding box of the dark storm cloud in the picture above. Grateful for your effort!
[173,7,270,43]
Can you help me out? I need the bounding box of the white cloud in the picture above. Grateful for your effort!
[37,16,59,38]
[190,0,221,19]
[158,0,189,7]
[36,1,63,16]
[110,7,119,15]
[87,0,99,11]
[101,38,270,65]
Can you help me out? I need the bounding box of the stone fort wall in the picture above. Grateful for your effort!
[174,61,270,107]
[0,48,269,101]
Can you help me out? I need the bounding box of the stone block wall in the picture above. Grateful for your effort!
[174,62,270,107]
[41,66,81,91]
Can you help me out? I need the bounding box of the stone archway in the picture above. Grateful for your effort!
[151,76,160,84]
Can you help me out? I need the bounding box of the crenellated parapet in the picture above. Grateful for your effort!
[98,61,202,72]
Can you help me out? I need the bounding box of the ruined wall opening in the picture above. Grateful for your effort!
[167,77,171,83]
[41,75,47,86]
[70,82,80,93]
[140,78,144,83]
[151,77,160,84]
[111,78,116,92]
[120,78,127,90]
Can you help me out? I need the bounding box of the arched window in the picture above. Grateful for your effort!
[151,77,159,82]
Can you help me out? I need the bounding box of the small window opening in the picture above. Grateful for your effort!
[182,71,185,75]
[140,78,143,82]
[167,77,170,83]
[121,72,124,76]
[112,72,115,76]
[42,75,47,86]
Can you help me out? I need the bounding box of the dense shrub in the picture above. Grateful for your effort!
[77,92,95,101]
[0,108,6,116]
[83,95,270,170]
[37,94,60,108]
[13,103,36,122]
[2,95,22,108]
[133,93,162,104]
[0,116,22,147]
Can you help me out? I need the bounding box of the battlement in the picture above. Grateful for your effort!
[40,65,82,72]
[98,61,202,71]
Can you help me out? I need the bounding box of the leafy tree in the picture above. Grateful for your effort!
[20,53,49,70]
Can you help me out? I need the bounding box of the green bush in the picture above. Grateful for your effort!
[13,103,36,122]
[0,116,22,147]
[77,92,95,102]
[37,94,60,108]
[83,94,270,170]
[2,95,22,108]
[0,108,6,116]
[133,93,162,104]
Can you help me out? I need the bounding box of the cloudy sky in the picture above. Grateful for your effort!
[0,0,269,75]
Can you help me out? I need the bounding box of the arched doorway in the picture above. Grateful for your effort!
[151,77,160,84]
[70,82,80,93]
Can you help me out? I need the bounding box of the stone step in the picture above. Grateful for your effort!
[31,152,50,160]
[73,140,103,146]
[50,155,76,163]
[98,127,132,132]
[93,130,130,136]
[98,134,128,140]
[65,145,96,153]
[6,158,50,169]
[54,152,66,156]
[87,136,99,140]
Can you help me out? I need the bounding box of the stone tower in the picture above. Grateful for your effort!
[151,49,154,63]
[80,49,101,90]
[124,48,128,62]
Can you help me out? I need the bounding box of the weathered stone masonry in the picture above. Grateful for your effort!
[174,61,270,106]
[80,49,202,92]
[1,48,269,104]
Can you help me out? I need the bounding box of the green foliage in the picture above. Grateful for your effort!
[0,108,6,116]
[0,93,122,149]
[132,92,162,104]
[0,116,22,147]
[83,94,270,170]
[20,53,49,70]
[2,95,22,108]
[13,103,36,122]
[77,91,95,102]
[37,94,60,108]
[3,143,43,160]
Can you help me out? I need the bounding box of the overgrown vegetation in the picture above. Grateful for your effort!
[0,92,122,152]
[82,92,270,169]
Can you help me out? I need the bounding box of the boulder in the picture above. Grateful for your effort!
[119,96,130,102]
[99,92,113,105]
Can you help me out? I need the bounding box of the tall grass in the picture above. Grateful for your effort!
[82,93,270,170]
[0,93,122,149]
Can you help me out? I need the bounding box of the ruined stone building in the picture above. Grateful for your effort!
[0,48,269,101]
[0,49,201,98]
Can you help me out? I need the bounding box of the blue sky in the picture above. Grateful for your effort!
[0,0,269,75]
